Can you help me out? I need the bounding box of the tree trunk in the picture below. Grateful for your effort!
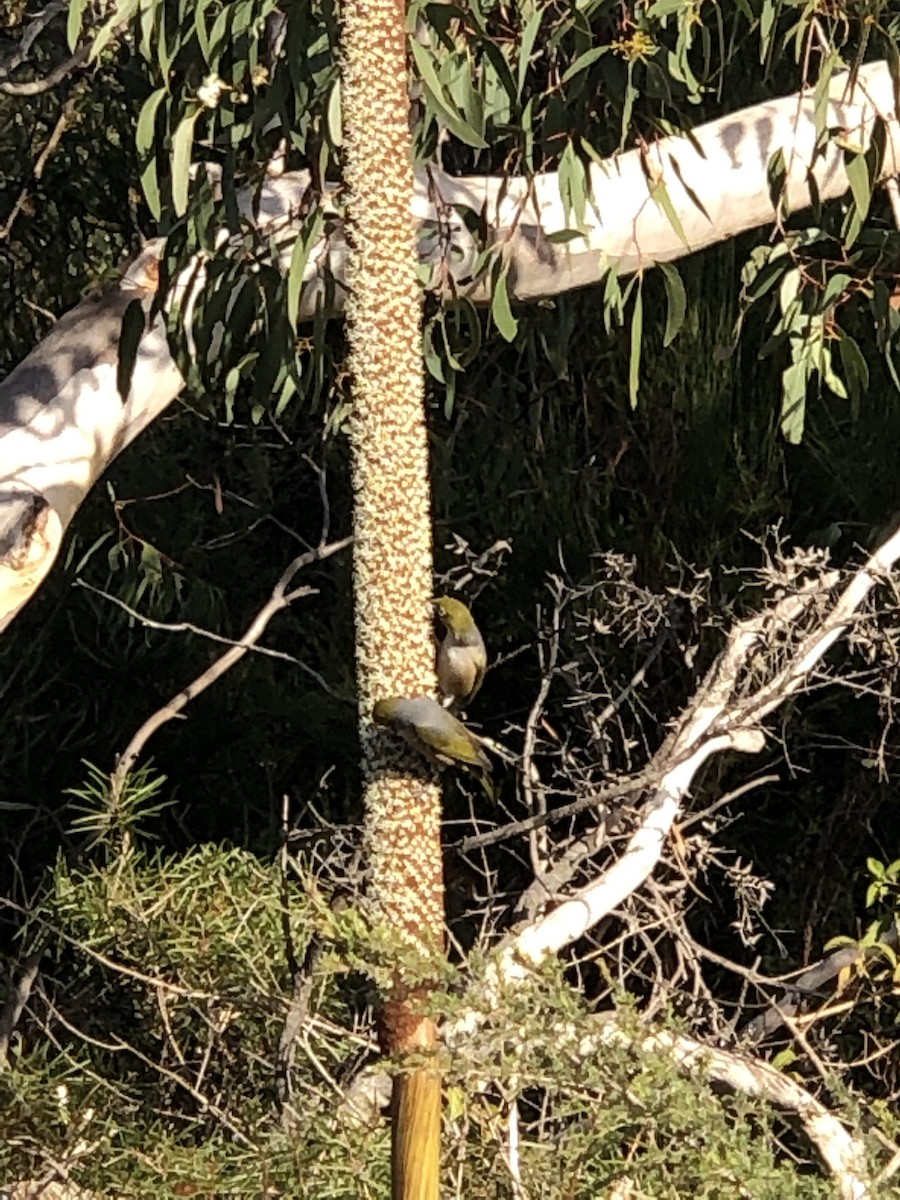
[340,0,444,1194]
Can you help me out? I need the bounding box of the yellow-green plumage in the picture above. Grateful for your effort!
[434,596,487,708]
[372,695,494,798]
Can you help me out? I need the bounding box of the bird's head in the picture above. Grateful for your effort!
[372,695,434,729]
[372,697,402,726]
[434,595,476,636]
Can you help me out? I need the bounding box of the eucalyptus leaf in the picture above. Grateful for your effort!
[562,46,609,84]
[171,109,201,217]
[649,177,690,250]
[658,262,686,348]
[287,209,326,328]
[822,273,852,310]
[409,39,488,148]
[136,87,168,157]
[837,332,869,419]
[137,88,168,220]
[517,7,543,98]
[90,0,139,61]
[628,280,643,408]
[780,358,809,444]
[116,299,147,401]
[67,0,87,52]
[845,150,871,222]
[491,262,519,342]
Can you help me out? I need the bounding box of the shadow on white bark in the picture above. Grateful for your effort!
[0,61,897,631]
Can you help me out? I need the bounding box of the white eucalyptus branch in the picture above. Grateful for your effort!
[501,525,900,976]
[1,63,898,633]
[590,1022,871,1200]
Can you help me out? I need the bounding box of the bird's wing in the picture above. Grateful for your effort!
[418,720,490,771]
[467,658,486,703]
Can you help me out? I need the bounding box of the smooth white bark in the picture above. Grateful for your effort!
[277,58,899,307]
[1,60,897,630]
[0,247,184,632]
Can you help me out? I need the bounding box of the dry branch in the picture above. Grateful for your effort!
[0,246,183,633]
[445,528,900,1198]
[590,1022,872,1200]
[744,923,900,1042]
[110,532,352,798]
[501,528,900,977]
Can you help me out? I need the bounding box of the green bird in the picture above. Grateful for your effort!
[372,695,494,799]
[434,595,487,709]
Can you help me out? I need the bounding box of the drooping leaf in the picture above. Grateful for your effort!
[658,262,686,347]
[194,0,218,62]
[208,6,233,66]
[136,87,168,158]
[766,147,787,211]
[491,261,519,342]
[116,299,147,401]
[67,0,87,52]
[90,0,139,61]
[667,152,712,223]
[136,88,168,220]
[620,62,637,149]
[822,273,852,310]
[171,108,201,217]
[837,332,869,420]
[517,7,544,98]
[628,278,643,408]
[821,345,848,400]
[845,150,871,223]
[562,46,609,84]
[287,208,326,328]
[649,176,690,250]
[780,357,809,444]
[156,2,176,80]
[558,140,589,232]
[759,0,777,61]
[409,39,487,148]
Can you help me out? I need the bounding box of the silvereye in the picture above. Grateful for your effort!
[372,695,494,800]
[434,595,487,709]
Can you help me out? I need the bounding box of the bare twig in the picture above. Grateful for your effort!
[0,45,90,95]
[743,922,900,1042]
[503,528,900,976]
[456,774,650,853]
[0,898,213,999]
[502,1095,529,1200]
[0,4,132,96]
[109,533,352,797]
[275,796,333,1124]
[0,98,78,241]
[76,579,352,704]
[0,936,49,1065]
[521,590,561,876]
[0,2,66,77]
[41,1000,252,1146]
